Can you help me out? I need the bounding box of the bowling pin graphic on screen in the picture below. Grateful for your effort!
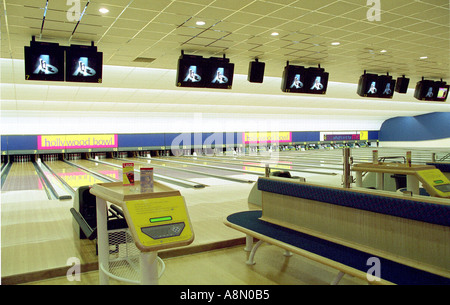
[34,55,59,75]
[73,57,97,77]
[367,81,377,94]
[212,67,229,84]
[310,76,324,90]
[290,74,303,89]
[184,65,201,82]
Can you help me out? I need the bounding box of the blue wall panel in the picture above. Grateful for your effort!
[1,136,8,151]
[118,134,165,147]
[368,131,379,140]
[6,135,38,150]
[380,112,450,141]
[164,132,242,147]
[292,131,320,142]
[164,133,189,148]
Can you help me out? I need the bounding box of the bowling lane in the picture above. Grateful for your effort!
[42,160,106,190]
[192,154,344,171]
[165,154,341,175]
[128,157,260,180]
[66,158,207,188]
[65,159,122,182]
[2,162,43,192]
[105,158,247,185]
[105,158,209,180]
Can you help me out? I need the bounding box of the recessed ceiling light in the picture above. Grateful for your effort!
[380,49,387,53]
[331,42,340,46]
[99,8,109,14]
[196,21,206,26]
[420,56,428,59]
[271,32,279,36]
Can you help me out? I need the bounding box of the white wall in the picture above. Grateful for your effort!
[3,59,448,136]
[0,111,384,135]
[380,138,450,149]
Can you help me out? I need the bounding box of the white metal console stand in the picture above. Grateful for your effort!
[91,181,194,285]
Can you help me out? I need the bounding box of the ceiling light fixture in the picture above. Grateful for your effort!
[271,32,279,36]
[196,21,206,26]
[99,8,109,14]
[331,42,340,46]
[420,56,428,60]
[380,49,387,53]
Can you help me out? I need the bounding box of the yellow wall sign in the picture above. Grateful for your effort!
[38,134,118,150]
[360,131,368,141]
[124,196,194,249]
[243,132,292,144]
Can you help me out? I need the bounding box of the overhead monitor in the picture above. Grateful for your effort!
[436,83,449,102]
[414,80,437,101]
[65,45,103,83]
[24,41,65,81]
[305,67,329,94]
[357,73,379,97]
[281,64,308,93]
[205,57,235,89]
[176,54,205,88]
[377,75,396,99]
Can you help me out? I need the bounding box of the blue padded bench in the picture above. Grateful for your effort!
[225,177,450,285]
[225,210,450,285]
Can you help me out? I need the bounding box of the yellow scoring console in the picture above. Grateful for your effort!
[416,169,450,198]
[123,195,194,252]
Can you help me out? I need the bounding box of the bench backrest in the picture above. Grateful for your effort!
[258,177,450,227]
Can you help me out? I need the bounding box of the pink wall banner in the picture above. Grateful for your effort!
[243,132,292,144]
[38,134,118,150]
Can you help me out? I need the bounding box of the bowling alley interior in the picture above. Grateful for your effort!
[1,0,450,286]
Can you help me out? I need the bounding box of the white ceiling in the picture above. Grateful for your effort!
[1,0,449,121]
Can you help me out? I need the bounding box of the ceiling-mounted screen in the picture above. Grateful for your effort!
[176,54,234,89]
[176,55,205,88]
[357,73,379,98]
[205,57,235,89]
[377,75,396,99]
[305,67,329,94]
[436,85,449,102]
[65,45,103,83]
[282,65,329,94]
[281,65,308,93]
[24,41,65,81]
[414,80,438,101]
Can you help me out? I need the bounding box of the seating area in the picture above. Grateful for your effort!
[225,177,450,285]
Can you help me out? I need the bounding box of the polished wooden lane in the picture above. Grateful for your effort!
[44,160,105,189]
[2,162,43,192]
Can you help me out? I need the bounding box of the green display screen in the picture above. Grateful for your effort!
[434,180,444,184]
[150,216,172,223]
